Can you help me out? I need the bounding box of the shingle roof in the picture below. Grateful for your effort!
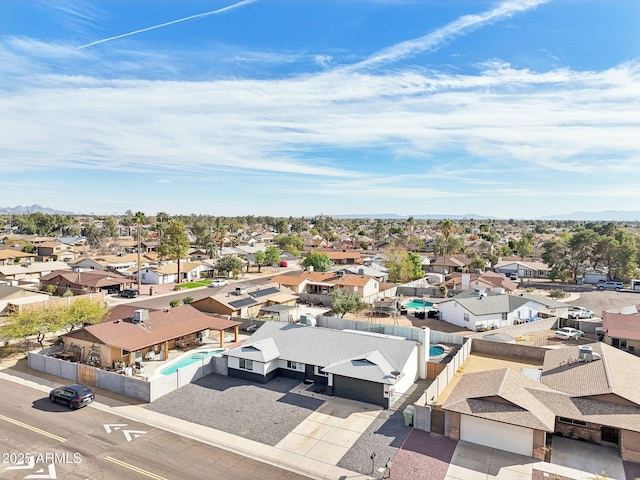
[443,368,556,431]
[225,322,416,384]
[70,304,240,351]
[541,342,640,405]
[323,350,398,384]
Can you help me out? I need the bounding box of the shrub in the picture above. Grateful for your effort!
[169,299,182,307]
[183,296,194,304]
[549,289,568,299]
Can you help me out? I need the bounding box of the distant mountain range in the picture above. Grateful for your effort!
[336,211,640,221]
[1,205,639,221]
[0,204,73,215]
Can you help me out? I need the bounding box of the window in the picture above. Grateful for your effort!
[558,417,586,427]
[502,313,508,321]
[314,365,328,377]
[239,359,253,371]
[286,361,298,370]
[463,313,469,322]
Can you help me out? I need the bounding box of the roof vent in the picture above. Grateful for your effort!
[133,309,149,323]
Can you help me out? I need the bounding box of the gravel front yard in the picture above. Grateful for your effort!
[145,375,324,446]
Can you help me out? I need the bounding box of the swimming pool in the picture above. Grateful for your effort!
[405,298,434,309]
[429,345,445,356]
[160,349,225,375]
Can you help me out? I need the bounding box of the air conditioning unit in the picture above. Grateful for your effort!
[133,309,149,323]
[578,345,593,362]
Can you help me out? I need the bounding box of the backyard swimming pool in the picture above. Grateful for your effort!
[405,298,434,309]
[160,349,225,375]
[429,345,445,356]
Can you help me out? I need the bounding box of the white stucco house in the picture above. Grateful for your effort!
[437,289,568,331]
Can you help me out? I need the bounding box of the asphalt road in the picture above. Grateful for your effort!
[0,378,312,480]
[521,280,640,316]
[119,276,274,311]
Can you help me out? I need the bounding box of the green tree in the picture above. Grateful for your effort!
[155,212,171,260]
[302,251,333,272]
[191,219,211,249]
[1,304,63,347]
[275,234,304,252]
[265,246,281,266]
[402,252,424,281]
[330,290,368,318]
[515,232,534,260]
[133,211,147,292]
[62,298,108,332]
[254,251,267,273]
[216,255,243,278]
[159,219,190,284]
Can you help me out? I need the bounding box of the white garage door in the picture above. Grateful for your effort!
[460,415,533,457]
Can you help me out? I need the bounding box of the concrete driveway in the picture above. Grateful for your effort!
[549,436,625,480]
[444,441,538,480]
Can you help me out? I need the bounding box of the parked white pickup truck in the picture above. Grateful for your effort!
[568,306,594,319]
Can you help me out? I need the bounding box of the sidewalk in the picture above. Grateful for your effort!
[0,362,374,480]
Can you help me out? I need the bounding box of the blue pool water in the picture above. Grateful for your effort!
[429,345,445,356]
[161,349,225,375]
[405,299,434,309]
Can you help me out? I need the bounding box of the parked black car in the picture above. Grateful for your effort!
[119,288,139,298]
[49,384,95,409]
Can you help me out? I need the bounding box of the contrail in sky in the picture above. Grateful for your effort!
[78,0,258,49]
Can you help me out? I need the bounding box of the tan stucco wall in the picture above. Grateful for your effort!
[622,429,640,463]
[448,411,461,440]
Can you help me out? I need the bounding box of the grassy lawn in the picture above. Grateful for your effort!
[177,279,211,289]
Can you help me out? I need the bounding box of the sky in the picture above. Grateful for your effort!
[1,0,639,219]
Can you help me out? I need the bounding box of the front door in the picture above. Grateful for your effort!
[601,426,619,445]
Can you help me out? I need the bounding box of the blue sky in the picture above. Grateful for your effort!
[1,0,639,219]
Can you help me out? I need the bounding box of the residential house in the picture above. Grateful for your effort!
[339,265,389,283]
[191,283,298,318]
[494,259,551,279]
[0,248,37,266]
[271,270,380,301]
[224,321,426,408]
[0,261,72,284]
[437,289,568,331]
[445,272,519,294]
[40,269,132,296]
[0,284,51,313]
[601,306,640,354]
[428,255,473,274]
[140,261,213,284]
[69,254,146,274]
[313,250,363,265]
[60,304,241,368]
[36,240,78,262]
[443,343,640,462]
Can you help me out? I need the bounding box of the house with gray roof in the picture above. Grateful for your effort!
[224,321,426,408]
[443,342,640,463]
[437,289,569,331]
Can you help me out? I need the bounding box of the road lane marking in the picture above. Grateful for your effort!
[0,414,66,443]
[104,457,167,480]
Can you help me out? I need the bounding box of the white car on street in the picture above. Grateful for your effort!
[555,327,585,340]
[209,279,229,287]
[567,306,594,319]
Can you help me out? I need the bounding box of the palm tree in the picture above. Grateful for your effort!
[133,211,147,293]
[439,219,454,255]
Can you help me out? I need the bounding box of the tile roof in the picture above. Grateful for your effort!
[72,304,240,351]
[602,311,640,340]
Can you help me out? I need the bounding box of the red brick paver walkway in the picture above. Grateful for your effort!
[386,429,457,480]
